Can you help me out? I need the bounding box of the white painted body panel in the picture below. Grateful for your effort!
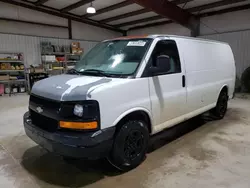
[148,73,187,132]
[171,37,235,117]
[88,78,151,130]
[76,36,236,135]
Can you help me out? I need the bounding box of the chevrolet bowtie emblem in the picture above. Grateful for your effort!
[36,106,43,113]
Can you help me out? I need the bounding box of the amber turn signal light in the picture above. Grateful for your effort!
[59,121,98,130]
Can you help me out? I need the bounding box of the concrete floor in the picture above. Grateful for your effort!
[1,94,250,188]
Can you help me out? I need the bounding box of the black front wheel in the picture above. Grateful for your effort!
[108,120,149,171]
[211,90,228,119]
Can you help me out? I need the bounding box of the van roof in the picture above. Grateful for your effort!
[150,35,228,45]
[107,35,228,45]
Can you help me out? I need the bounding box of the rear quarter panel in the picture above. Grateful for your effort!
[173,37,235,112]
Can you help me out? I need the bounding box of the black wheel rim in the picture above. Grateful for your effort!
[218,94,228,117]
[124,130,144,161]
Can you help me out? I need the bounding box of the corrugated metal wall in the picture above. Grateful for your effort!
[0,33,98,67]
[202,30,250,78]
[1,30,250,79]
[128,23,191,36]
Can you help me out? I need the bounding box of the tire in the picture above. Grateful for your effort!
[211,90,228,119]
[62,157,78,165]
[108,120,149,171]
[241,67,250,92]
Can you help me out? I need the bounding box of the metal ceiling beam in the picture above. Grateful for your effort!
[114,15,163,28]
[100,8,149,23]
[128,3,250,32]
[114,0,246,27]
[100,0,193,23]
[68,19,72,39]
[83,0,134,18]
[199,3,250,17]
[93,0,248,25]
[0,0,124,33]
[0,17,68,29]
[61,0,93,12]
[129,20,173,30]
[188,0,247,12]
[35,0,49,6]
[172,0,193,4]
[132,0,196,29]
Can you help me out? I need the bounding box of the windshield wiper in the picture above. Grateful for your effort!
[82,69,112,77]
[67,68,82,75]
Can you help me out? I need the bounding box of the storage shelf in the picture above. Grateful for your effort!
[67,60,78,63]
[43,61,78,63]
[42,61,57,63]
[0,60,23,63]
[42,52,67,55]
[0,70,25,72]
[48,69,65,71]
[41,44,82,78]
[53,68,64,70]
[0,79,26,83]
[42,53,82,56]
[0,52,28,95]
[66,54,82,56]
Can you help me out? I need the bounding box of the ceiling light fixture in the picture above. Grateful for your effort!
[87,2,96,14]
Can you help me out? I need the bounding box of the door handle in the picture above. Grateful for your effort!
[182,75,186,87]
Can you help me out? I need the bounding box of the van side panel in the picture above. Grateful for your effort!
[174,38,235,113]
[227,46,236,99]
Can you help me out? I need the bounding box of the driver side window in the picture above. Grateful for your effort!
[142,40,181,77]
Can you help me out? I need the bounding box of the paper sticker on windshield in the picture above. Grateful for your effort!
[127,41,146,47]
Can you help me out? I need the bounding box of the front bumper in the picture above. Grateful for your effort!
[23,112,115,159]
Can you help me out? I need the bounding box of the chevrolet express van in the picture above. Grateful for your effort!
[24,35,235,171]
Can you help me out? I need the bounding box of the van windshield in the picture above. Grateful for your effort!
[74,38,152,77]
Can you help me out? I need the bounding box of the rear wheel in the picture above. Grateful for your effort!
[62,157,78,164]
[241,67,250,92]
[108,120,149,171]
[211,90,228,119]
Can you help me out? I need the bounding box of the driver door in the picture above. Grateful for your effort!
[143,40,187,133]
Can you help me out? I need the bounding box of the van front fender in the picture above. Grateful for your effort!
[111,107,153,128]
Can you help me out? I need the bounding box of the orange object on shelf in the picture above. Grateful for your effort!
[0,63,11,70]
[56,57,65,62]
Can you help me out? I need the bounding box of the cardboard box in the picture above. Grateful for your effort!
[28,67,44,73]
[9,76,17,80]
[34,68,45,73]
[72,47,84,54]
[42,55,56,62]
[0,75,9,81]
[71,42,80,48]
[77,48,84,54]
[72,47,78,54]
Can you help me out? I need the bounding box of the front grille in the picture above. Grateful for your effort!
[30,95,61,110]
[30,109,58,132]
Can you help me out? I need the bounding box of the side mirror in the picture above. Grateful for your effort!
[150,55,171,75]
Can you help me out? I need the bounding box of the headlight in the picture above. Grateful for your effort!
[59,100,99,120]
[73,104,84,117]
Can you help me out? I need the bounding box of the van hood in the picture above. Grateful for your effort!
[31,74,113,101]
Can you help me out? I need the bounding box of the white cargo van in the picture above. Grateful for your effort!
[24,35,235,171]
